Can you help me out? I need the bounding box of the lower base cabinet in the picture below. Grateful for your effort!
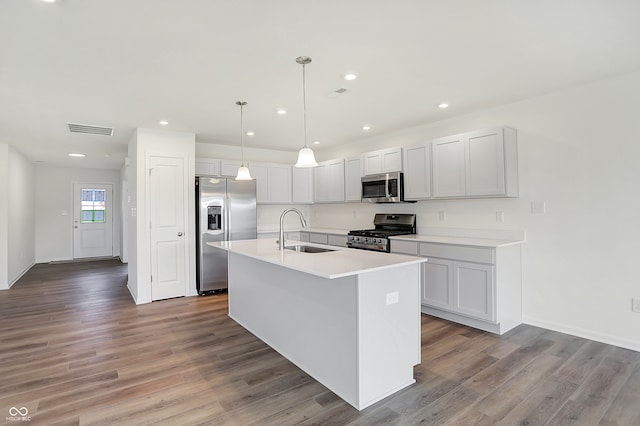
[392,239,522,335]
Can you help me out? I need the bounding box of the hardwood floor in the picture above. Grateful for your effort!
[1,260,639,425]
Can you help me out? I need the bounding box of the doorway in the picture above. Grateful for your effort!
[73,183,114,259]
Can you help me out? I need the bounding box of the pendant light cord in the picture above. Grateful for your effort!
[302,62,308,149]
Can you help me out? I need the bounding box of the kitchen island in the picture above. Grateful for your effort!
[208,239,427,410]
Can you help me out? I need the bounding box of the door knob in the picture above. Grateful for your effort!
[177,232,183,237]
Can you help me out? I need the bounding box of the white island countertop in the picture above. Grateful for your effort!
[209,239,427,279]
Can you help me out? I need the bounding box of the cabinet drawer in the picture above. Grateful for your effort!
[419,243,494,264]
[390,240,419,255]
[309,233,329,244]
[327,235,347,247]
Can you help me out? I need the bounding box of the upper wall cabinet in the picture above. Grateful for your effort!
[363,147,403,175]
[252,163,292,204]
[403,143,432,200]
[195,158,221,176]
[220,160,243,177]
[432,127,518,198]
[314,159,345,203]
[292,167,314,204]
[344,156,363,202]
[432,134,467,197]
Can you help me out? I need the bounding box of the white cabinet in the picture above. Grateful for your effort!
[252,163,292,204]
[403,143,431,200]
[390,238,522,335]
[314,159,345,203]
[344,156,362,202]
[432,134,466,197]
[292,167,314,204]
[300,231,347,247]
[195,158,221,176]
[432,127,518,198]
[220,160,243,177]
[363,147,403,175]
[422,259,454,309]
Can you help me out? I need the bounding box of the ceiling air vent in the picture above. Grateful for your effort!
[327,88,349,98]
[67,123,114,136]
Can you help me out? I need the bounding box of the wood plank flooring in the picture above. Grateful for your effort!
[1,260,639,425]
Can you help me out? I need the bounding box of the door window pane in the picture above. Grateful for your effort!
[80,189,106,223]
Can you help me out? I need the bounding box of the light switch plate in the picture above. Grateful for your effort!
[531,201,546,214]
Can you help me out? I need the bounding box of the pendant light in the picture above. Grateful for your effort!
[294,56,319,168]
[235,101,253,180]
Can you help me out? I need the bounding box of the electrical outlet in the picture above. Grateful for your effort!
[439,211,447,221]
[531,201,546,214]
[496,211,505,223]
[632,298,640,313]
[386,291,399,305]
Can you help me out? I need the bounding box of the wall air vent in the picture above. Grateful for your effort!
[67,123,114,136]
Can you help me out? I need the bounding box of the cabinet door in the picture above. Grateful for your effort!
[292,167,314,204]
[454,262,495,321]
[220,160,243,177]
[315,159,344,202]
[382,148,402,172]
[403,143,431,200]
[465,128,506,196]
[344,156,362,202]
[269,164,292,203]
[422,258,454,309]
[363,152,382,175]
[432,134,466,197]
[251,163,269,203]
[195,159,221,176]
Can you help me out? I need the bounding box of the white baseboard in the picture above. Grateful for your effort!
[523,315,640,352]
[8,262,35,288]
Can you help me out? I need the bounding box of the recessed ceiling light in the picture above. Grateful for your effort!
[343,72,358,81]
[159,120,169,125]
[438,103,449,109]
[40,0,60,3]
[313,140,320,145]
[362,125,371,131]
[68,153,85,157]
[246,131,254,136]
[276,108,287,115]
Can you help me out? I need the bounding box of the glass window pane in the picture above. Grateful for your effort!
[80,188,107,223]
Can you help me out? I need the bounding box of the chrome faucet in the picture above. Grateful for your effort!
[279,208,308,250]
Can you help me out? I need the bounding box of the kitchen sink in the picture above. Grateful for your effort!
[284,245,336,253]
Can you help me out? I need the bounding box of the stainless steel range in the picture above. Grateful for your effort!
[347,213,416,252]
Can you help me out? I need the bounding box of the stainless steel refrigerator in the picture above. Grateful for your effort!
[196,176,257,294]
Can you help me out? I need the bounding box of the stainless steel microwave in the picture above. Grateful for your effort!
[361,172,405,203]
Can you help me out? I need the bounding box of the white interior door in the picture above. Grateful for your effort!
[73,183,113,259]
[149,155,187,301]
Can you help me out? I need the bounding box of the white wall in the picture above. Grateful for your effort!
[0,144,36,289]
[128,128,196,304]
[7,146,35,285]
[34,166,121,263]
[0,145,8,289]
[314,71,640,351]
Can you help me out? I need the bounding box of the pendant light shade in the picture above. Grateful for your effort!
[235,101,253,180]
[294,56,318,168]
[295,147,317,168]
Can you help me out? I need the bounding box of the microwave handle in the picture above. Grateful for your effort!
[386,179,391,198]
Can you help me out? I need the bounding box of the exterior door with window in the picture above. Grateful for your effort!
[73,183,114,259]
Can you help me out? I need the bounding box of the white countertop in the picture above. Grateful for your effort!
[208,239,426,279]
[390,234,525,248]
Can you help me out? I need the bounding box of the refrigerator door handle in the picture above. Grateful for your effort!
[224,192,230,241]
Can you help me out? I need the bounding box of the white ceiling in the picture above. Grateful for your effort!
[2,0,640,170]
